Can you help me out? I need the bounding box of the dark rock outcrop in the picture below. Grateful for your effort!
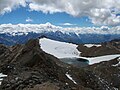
[77,39,120,57]
[0,39,120,90]
[0,39,79,90]
[79,57,120,90]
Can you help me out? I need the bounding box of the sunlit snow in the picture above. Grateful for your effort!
[40,38,80,58]
[0,73,7,85]
[39,38,120,65]
[82,55,120,65]
[84,44,101,48]
[65,72,77,84]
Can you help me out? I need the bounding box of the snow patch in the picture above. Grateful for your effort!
[79,55,120,65]
[0,73,7,85]
[39,38,120,65]
[112,57,120,67]
[40,38,80,58]
[86,55,120,65]
[65,72,77,84]
[84,44,101,48]
[112,62,120,67]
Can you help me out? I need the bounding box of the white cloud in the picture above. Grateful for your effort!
[0,23,62,35]
[26,17,33,22]
[0,0,120,26]
[60,23,77,26]
[0,0,26,14]
[0,23,120,35]
[28,0,120,26]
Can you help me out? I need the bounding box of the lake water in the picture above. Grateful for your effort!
[60,57,89,68]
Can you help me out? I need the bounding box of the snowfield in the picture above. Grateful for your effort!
[40,38,80,58]
[39,38,120,65]
[84,44,101,48]
[0,73,7,85]
[83,55,120,65]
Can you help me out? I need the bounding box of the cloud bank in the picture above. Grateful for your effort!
[0,0,120,26]
[0,0,26,14]
[28,0,120,26]
[0,23,120,35]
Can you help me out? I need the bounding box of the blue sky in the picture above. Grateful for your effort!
[0,0,120,27]
[0,7,93,27]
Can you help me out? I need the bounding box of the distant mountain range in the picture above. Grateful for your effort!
[0,32,120,46]
[0,23,120,45]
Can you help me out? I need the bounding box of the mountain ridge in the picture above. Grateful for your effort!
[0,38,120,90]
[0,24,120,45]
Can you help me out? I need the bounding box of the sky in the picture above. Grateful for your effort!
[0,7,93,27]
[0,0,120,27]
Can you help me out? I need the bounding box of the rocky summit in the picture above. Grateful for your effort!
[0,39,120,90]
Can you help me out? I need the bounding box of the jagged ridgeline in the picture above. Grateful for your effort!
[0,38,120,90]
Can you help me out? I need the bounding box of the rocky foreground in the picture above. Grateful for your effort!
[0,39,120,90]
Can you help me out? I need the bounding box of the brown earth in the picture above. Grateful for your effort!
[77,39,120,57]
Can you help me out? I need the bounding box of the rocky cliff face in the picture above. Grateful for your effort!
[0,39,78,90]
[77,39,120,57]
[0,39,120,90]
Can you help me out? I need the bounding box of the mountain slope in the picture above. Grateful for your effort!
[39,38,120,65]
[0,38,120,90]
[77,39,120,57]
[0,39,79,90]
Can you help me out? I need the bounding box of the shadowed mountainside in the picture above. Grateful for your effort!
[0,39,120,90]
[77,39,120,57]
